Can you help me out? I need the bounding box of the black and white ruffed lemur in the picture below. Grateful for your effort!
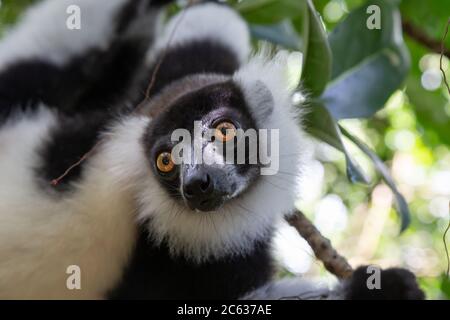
[0,0,424,299]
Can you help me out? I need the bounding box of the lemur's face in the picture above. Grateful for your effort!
[129,54,307,261]
[143,82,261,212]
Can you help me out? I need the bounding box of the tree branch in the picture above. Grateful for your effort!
[402,20,450,59]
[285,210,354,280]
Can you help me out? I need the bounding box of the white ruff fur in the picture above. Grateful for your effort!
[0,0,129,72]
[0,109,138,299]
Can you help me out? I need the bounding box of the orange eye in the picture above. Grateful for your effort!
[156,152,175,173]
[215,121,237,142]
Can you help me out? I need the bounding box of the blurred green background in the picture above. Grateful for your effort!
[0,0,449,299]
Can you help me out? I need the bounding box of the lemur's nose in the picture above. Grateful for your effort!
[183,171,212,197]
[183,169,220,211]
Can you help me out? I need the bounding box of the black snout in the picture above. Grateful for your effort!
[183,168,223,211]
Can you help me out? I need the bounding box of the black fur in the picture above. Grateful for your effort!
[144,40,240,98]
[344,266,425,300]
[7,0,169,188]
[35,112,112,191]
[116,0,173,33]
[0,0,162,122]
[31,39,241,191]
[16,37,151,189]
[0,40,148,119]
[116,0,143,33]
[1,3,240,190]
[108,224,274,299]
[148,0,175,8]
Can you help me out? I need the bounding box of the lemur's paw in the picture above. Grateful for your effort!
[344,266,425,300]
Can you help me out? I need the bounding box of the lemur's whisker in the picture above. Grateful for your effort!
[261,178,292,192]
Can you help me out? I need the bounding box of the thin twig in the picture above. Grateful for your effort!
[440,19,450,96]
[402,20,450,59]
[285,210,354,280]
[136,1,195,114]
[444,202,450,277]
[51,141,101,186]
[439,20,450,278]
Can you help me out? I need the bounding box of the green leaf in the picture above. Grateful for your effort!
[440,274,450,299]
[401,37,450,147]
[405,76,450,147]
[292,2,309,53]
[324,0,410,119]
[304,100,369,184]
[300,0,332,97]
[340,126,411,231]
[249,20,302,51]
[236,0,305,25]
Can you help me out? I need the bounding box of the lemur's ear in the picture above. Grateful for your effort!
[242,80,274,121]
[233,50,295,126]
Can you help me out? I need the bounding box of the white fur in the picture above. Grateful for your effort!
[0,109,138,299]
[148,3,251,64]
[0,0,129,71]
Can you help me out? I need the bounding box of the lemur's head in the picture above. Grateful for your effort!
[107,52,310,262]
[143,78,262,212]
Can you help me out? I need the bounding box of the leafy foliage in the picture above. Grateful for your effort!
[325,0,410,120]
[237,0,413,229]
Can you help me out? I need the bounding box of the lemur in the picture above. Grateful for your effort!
[0,0,424,299]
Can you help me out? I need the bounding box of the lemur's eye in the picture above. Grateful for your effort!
[156,152,175,173]
[215,121,237,142]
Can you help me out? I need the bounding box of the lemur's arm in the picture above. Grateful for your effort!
[0,0,170,119]
[244,266,425,300]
